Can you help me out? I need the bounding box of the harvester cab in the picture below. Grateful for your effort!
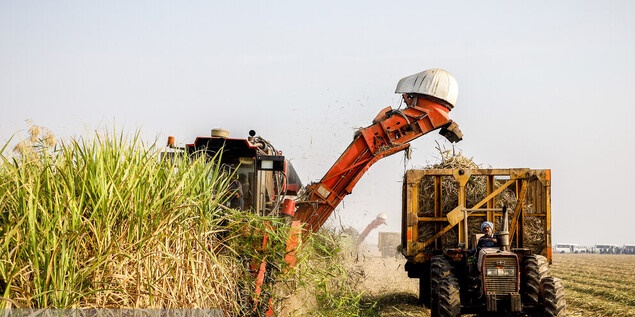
[166,128,302,217]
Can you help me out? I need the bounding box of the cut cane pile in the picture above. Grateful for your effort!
[415,146,547,255]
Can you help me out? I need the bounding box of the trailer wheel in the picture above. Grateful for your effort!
[540,277,566,317]
[419,274,431,308]
[521,254,550,307]
[438,274,460,317]
[430,255,453,317]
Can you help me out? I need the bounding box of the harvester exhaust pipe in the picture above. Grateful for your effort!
[499,206,510,251]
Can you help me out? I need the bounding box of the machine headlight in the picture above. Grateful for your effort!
[486,267,516,277]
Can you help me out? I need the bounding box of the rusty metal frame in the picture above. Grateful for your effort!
[402,168,552,262]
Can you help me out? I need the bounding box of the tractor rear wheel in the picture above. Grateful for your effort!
[437,274,460,317]
[430,255,454,317]
[540,277,566,317]
[521,254,550,307]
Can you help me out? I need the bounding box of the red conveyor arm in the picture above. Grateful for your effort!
[294,97,462,231]
[356,218,386,246]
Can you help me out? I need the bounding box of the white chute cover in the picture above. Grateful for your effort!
[395,68,458,108]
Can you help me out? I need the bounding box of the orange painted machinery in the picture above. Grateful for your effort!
[167,68,462,233]
[294,68,463,231]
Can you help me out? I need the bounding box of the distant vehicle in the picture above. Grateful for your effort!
[622,245,635,254]
[594,244,618,254]
[555,243,582,253]
[377,232,400,258]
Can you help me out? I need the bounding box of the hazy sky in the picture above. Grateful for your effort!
[1,1,634,246]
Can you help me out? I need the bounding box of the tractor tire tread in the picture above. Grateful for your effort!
[438,275,461,317]
[541,277,566,317]
[522,254,550,306]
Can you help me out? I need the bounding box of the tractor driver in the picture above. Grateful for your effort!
[477,221,498,249]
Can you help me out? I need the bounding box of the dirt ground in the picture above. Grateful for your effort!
[355,244,430,316]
